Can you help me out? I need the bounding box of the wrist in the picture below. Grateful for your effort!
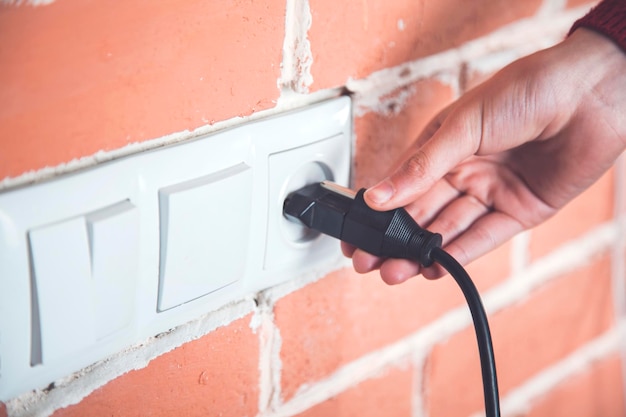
[564,28,626,146]
[559,27,626,82]
[569,0,626,54]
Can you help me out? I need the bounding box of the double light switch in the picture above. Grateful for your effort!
[28,201,139,364]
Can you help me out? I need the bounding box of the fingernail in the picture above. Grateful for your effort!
[365,180,394,204]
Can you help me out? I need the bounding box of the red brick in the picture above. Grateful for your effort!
[0,0,284,180]
[526,353,625,417]
[529,170,614,260]
[277,268,441,401]
[567,0,600,9]
[309,0,543,90]
[0,402,6,417]
[353,79,455,188]
[276,246,509,402]
[294,366,414,417]
[464,239,512,291]
[425,254,613,416]
[52,316,259,417]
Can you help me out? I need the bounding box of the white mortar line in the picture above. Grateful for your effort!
[466,0,590,81]
[411,351,429,417]
[350,66,461,121]
[510,231,531,277]
[469,324,624,417]
[254,294,284,414]
[279,0,313,94]
[261,223,618,417]
[537,0,568,17]
[6,299,256,417]
[348,6,590,116]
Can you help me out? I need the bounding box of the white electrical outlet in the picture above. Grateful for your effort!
[263,136,347,272]
[247,104,351,291]
[0,97,351,400]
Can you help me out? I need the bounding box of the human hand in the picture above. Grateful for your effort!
[343,28,626,283]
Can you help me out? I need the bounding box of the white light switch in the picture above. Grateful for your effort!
[28,217,95,364]
[27,201,139,365]
[86,201,139,340]
[158,163,253,311]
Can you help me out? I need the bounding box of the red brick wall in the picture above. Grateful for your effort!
[3,1,624,417]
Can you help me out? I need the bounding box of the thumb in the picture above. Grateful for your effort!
[364,103,483,210]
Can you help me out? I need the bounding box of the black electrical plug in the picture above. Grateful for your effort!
[283,181,442,267]
[283,180,500,417]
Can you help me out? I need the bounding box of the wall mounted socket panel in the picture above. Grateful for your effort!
[0,97,351,400]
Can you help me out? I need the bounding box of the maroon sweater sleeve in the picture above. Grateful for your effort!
[569,0,626,52]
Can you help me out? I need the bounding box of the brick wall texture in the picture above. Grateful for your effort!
[3,0,625,416]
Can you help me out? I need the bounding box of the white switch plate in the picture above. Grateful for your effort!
[0,97,351,400]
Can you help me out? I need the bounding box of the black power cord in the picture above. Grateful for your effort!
[284,181,500,417]
[430,247,499,416]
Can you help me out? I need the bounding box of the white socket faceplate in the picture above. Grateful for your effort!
[0,97,351,400]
